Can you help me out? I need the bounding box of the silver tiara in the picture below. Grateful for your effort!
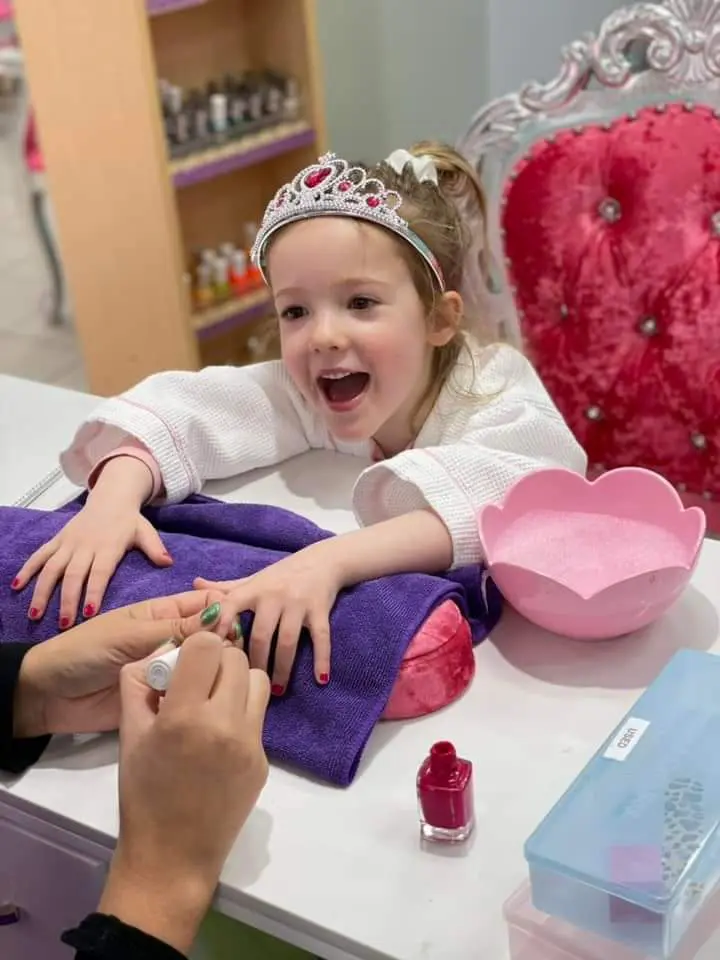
[250,152,446,291]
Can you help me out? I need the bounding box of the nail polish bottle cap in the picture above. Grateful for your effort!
[429,741,458,778]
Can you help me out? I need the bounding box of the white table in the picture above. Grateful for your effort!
[2,373,720,960]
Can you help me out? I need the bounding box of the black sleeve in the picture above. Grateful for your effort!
[62,914,187,959]
[0,643,51,774]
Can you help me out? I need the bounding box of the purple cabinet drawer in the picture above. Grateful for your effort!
[0,803,110,959]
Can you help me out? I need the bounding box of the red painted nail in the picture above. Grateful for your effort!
[319,673,330,684]
[271,684,285,697]
[11,578,20,590]
[29,607,39,620]
[83,603,96,618]
[60,616,70,629]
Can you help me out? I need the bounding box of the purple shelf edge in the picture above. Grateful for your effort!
[195,296,271,342]
[173,127,316,188]
[147,0,206,15]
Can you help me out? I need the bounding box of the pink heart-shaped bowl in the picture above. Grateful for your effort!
[478,467,706,640]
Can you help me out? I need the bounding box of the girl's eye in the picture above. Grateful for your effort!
[280,305,307,321]
[348,296,377,311]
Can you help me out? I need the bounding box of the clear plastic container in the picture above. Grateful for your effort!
[525,650,720,958]
[504,879,720,960]
[504,881,651,960]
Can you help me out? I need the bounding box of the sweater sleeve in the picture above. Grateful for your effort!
[352,345,587,568]
[60,361,323,503]
[0,644,51,774]
[62,913,186,959]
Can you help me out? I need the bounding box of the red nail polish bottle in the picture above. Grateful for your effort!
[417,741,474,843]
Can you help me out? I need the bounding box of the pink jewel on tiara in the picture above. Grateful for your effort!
[304,166,332,189]
[250,152,446,292]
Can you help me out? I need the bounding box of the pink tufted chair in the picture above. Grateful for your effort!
[459,0,720,534]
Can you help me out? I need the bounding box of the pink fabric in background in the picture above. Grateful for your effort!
[24,113,44,173]
[502,102,720,533]
[0,2,13,22]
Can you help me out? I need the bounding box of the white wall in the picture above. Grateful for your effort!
[486,0,626,100]
[316,0,488,161]
[317,0,627,161]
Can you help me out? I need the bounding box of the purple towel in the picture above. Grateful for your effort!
[0,496,502,785]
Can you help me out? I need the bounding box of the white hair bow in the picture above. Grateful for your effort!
[385,148,438,185]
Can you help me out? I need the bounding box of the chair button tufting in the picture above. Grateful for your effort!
[559,303,569,319]
[598,197,622,223]
[677,482,688,493]
[585,405,603,422]
[703,491,713,501]
[638,316,659,337]
[691,432,707,450]
[711,211,720,236]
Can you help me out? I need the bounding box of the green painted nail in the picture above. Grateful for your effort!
[233,617,244,643]
[200,602,221,627]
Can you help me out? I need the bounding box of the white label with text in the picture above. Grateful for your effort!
[603,718,650,762]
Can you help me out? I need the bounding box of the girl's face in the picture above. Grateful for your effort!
[267,217,455,454]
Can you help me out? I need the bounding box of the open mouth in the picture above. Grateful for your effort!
[317,371,370,408]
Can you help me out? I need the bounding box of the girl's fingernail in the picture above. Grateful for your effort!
[83,603,96,618]
[233,617,244,643]
[11,578,20,590]
[271,684,285,697]
[60,616,70,629]
[319,673,330,685]
[29,607,39,620]
[200,602,221,627]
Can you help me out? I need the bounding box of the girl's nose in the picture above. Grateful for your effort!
[310,313,348,351]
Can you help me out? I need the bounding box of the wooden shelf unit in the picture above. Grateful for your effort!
[14,0,326,395]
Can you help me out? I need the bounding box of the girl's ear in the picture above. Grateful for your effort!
[428,291,463,346]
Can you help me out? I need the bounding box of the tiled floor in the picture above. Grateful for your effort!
[0,94,86,392]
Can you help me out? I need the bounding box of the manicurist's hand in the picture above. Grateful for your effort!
[99,632,270,955]
[12,591,225,739]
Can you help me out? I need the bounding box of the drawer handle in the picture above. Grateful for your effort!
[0,902,20,925]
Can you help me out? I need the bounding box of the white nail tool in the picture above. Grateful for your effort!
[145,645,181,692]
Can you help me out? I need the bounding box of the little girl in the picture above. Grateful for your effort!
[13,143,587,694]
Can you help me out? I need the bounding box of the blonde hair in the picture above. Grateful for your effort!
[367,141,490,428]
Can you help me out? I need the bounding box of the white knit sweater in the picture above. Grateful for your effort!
[61,342,587,568]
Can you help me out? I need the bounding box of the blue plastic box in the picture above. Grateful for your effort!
[525,649,720,958]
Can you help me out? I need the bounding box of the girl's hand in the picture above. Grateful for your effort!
[11,502,172,629]
[194,548,342,694]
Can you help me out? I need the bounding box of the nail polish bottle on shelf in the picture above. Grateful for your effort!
[283,77,301,121]
[243,222,264,287]
[212,254,231,302]
[193,262,214,311]
[230,250,249,296]
[210,92,228,143]
[417,741,474,843]
[229,87,248,135]
[190,89,210,148]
